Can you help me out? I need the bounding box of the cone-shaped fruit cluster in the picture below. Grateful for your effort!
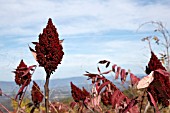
[35,18,64,76]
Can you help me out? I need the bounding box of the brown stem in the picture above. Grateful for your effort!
[44,75,50,113]
[2,92,16,102]
[33,83,59,113]
[0,103,10,113]
[19,86,28,107]
[19,65,37,107]
[140,89,146,113]
[148,39,152,52]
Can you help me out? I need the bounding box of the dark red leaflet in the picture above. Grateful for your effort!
[111,90,120,108]
[115,66,121,79]
[120,69,126,84]
[130,73,140,86]
[147,91,160,113]
[98,60,109,64]
[97,81,110,94]
[112,64,117,72]
[22,65,36,77]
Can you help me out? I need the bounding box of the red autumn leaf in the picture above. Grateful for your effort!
[147,91,160,113]
[115,66,121,79]
[112,64,117,72]
[111,90,121,108]
[147,52,170,107]
[101,80,119,106]
[97,81,110,94]
[101,70,112,74]
[70,102,77,109]
[116,93,127,107]
[155,69,170,77]
[120,69,126,84]
[15,80,27,100]
[22,65,36,77]
[97,67,101,74]
[98,60,109,64]
[122,97,139,113]
[96,76,105,84]
[147,70,170,107]
[137,72,154,89]
[130,73,140,86]
[101,90,111,106]
[106,61,110,68]
[0,88,2,96]
[84,73,99,80]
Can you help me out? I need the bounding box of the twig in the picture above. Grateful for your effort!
[138,21,170,71]
[2,92,17,102]
[0,103,10,113]
[144,101,150,113]
[140,89,146,113]
[19,86,28,107]
[33,81,59,113]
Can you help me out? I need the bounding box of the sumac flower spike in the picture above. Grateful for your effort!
[13,60,32,87]
[31,81,43,109]
[31,18,64,77]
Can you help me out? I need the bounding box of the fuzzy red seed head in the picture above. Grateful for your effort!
[13,59,31,86]
[31,81,43,108]
[35,18,64,76]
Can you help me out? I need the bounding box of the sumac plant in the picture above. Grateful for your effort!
[13,60,36,107]
[29,18,64,113]
[70,60,140,113]
[70,50,170,113]
[139,21,170,72]
[0,18,64,113]
[28,81,43,113]
[137,51,170,113]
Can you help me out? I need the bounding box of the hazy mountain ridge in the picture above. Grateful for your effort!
[0,75,137,94]
[0,75,143,104]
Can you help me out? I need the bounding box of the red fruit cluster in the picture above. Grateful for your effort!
[35,18,64,76]
[13,59,31,86]
[31,81,43,108]
[70,82,90,102]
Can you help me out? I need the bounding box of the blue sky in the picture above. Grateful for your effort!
[0,0,170,81]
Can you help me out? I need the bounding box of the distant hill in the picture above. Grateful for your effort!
[0,75,135,94]
[0,74,143,110]
[0,76,91,96]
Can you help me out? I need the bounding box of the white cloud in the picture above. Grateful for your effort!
[0,0,169,80]
[0,37,160,81]
[0,0,170,37]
